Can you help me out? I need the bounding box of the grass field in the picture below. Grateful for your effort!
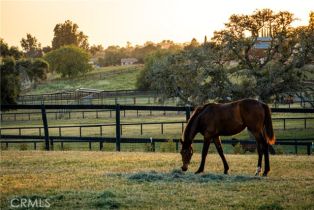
[26,65,143,95]
[0,151,313,209]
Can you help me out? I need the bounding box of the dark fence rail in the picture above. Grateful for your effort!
[1,104,313,154]
[0,135,312,155]
[0,109,183,121]
[1,117,314,138]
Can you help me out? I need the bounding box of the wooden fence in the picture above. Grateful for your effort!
[17,90,157,105]
[1,104,313,154]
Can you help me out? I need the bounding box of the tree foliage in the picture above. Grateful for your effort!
[139,9,314,104]
[0,38,23,59]
[211,9,312,101]
[44,45,92,78]
[142,42,233,105]
[0,57,20,104]
[16,58,48,83]
[89,44,104,56]
[52,20,89,50]
[97,41,183,67]
[20,33,42,57]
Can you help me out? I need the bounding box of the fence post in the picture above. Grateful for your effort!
[100,141,103,151]
[185,106,191,121]
[150,137,155,152]
[50,138,54,150]
[140,124,143,135]
[115,104,121,151]
[307,143,311,155]
[175,140,179,152]
[41,105,50,151]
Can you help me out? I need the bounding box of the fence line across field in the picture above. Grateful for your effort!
[1,104,313,153]
[1,135,312,155]
[17,89,159,105]
[0,109,184,121]
[1,117,314,138]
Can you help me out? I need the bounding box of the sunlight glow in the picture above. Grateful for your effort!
[1,0,313,48]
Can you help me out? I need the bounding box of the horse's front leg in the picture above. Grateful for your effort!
[195,136,211,174]
[213,136,229,174]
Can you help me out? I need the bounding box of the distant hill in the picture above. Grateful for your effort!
[24,65,143,95]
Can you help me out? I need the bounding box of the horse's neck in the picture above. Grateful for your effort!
[183,137,192,149]
[182,105,206,148]
[183,127,197,148]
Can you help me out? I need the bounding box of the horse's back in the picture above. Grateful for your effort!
[198,99,266,136]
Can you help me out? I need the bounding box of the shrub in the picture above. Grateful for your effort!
[160,140,176,152]
[273,145,284,155]
[19,143,28,150]
[44,45,92,78]
[233,143,245,154]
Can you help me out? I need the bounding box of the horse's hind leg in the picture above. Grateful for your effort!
[195,135,211,174]
[255,142,263,176]
[250,131,263,176]
[261,138,270,176]
[213,136,229,174]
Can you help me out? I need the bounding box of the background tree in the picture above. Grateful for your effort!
[141,44,232,105]
[212,9,308,101]
[42,46,52,54]
[52,20,89,50]
[44,45,92,78]
[20,33,42,57]
[89,44,104,56]
[0,38,23,59]
[16,58,48,83]
[98,46,125,66]
[0,57,20,104]
[136,49,174,91]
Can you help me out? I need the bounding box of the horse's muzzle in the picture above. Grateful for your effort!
[181,165,188,171]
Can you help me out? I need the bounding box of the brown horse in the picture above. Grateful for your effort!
[180,99,275,176]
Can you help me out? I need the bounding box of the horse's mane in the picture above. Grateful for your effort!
[182,104,210,143]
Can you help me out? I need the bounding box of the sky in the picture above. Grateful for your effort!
[1,0,313,49]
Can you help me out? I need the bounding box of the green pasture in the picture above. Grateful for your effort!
[26,65,143,95]
[0,151,313,209]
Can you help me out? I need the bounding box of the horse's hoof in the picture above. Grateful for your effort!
[195,170,203,174]
[262,173,268,177]
[255,167,262,176]
[224,171,229,175]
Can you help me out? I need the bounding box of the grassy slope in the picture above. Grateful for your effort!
[0,151,313,209]
[25,65,143,95]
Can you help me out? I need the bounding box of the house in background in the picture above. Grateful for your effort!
[249,26,273,63]
[121,58,138,66]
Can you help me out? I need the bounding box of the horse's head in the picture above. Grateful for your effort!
[180,140,193,171]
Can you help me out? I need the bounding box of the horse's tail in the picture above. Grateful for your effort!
[262,103,276,145]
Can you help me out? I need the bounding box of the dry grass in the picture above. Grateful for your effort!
[0,151,313,209]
